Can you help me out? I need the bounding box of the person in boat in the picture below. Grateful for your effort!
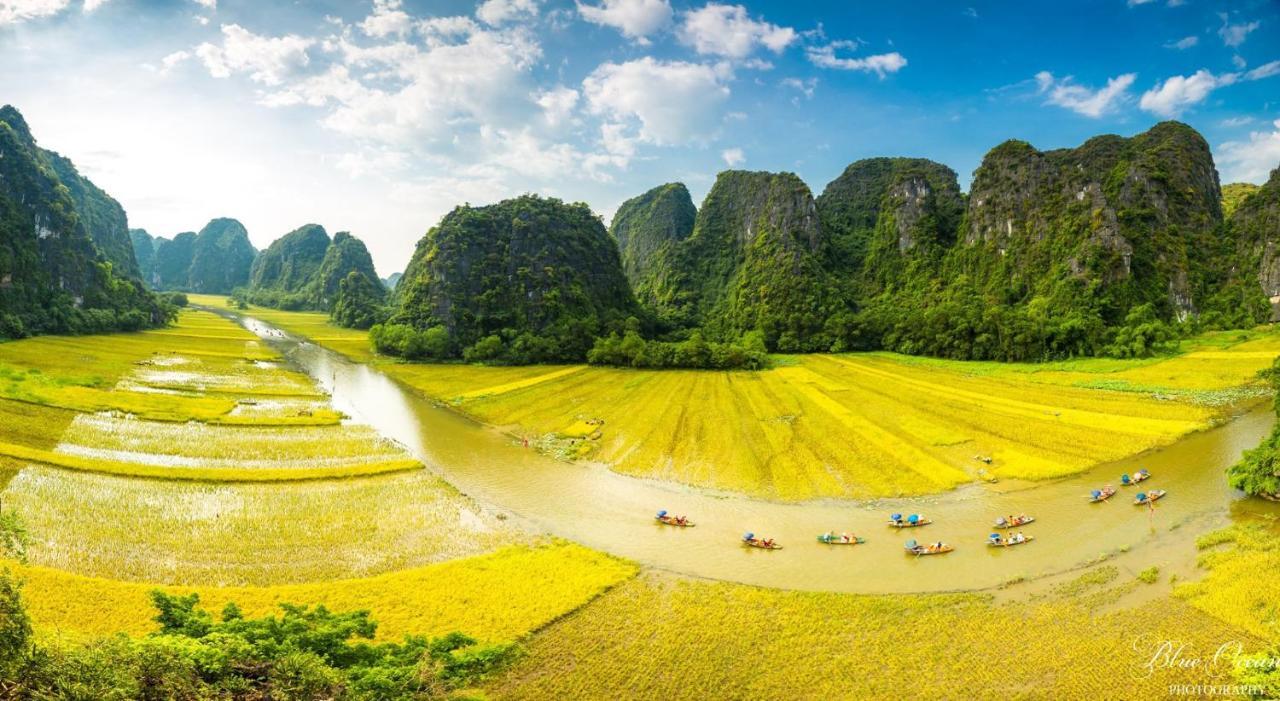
[1015,532,1025,543]
[676,515,687,525]
[989,533,1002,545]
[762,538,774,548]
[841,532,852,543]
[890,513,903,525]
[1121,473,1131,485]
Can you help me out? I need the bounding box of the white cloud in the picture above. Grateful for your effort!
[196,24,314,86]
[721,147,744,166]
[677,3,795,59]
[781,76,815,99]
[1232,54,1247,69]
[0,0,69,25]
[1139,69,1232,117]
[1164,35,1197,50]
[1139,62,1280,118]
[582,56,729,144]
[476,0,537,26]
[1034,71,1135,117]
[1221,116,1254,127]
[82,0,109,13]
[1218,14,1259,47]
[361,0,412,38]
[1217,119,1280,184]
[192,0,215,8]
[535,85,579,127]
[577,0,671,43]
[1127,0,1156,5]
[1247,60,1280,81]
[807,43,906,77]
[159,50,191,75]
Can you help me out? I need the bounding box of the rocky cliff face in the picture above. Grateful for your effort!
[609,182,696,316]
[1227,168,1280,320]
[311,231,381,310]
[45,150,140,279]
[960,122,1221,322]
[188,218,256,294]
[130,229,156,286]
[248,224,330,294]
[0,105,161,337]
[394,195,637,359]
[817,157,964,273]
[637,170,843,349]
[152,232,196,290]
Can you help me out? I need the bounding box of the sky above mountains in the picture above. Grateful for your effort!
[2,0,1277,275]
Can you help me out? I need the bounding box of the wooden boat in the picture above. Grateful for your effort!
[905,539,952,556]
[1134,489,1166,506]
[994,516,1034,529]
[743,538,783,550]
[656,515,695,527]
[1089,487,1117,503]
[817,534,866,545]
[888,515,932,528]
[987,535,1035,547]
[1121,470,1151,486]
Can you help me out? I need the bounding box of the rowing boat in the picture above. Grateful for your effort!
[988,535,1035,547]
[905,539,952,556]
[817,534,866,545]
[743,538,783,550]
[1134,489,1166,506]
[1089,487,1117,503]
[994,516,1034,529]
[656,515,695,527]
[888,515,932,528]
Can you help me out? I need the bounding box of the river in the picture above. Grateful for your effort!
[238,314,1280,594]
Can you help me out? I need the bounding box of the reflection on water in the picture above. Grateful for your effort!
[238,315,1278,594]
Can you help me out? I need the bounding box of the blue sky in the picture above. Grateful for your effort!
[1,0,1277,275]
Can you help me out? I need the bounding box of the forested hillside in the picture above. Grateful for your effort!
[0,105,166,339]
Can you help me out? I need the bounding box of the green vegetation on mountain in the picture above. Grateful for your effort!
[1219,168,1280,323]
[243,225,383,314]
[333,270,388,329]
[825,122,1252,361]
[637,171,845,351]
[816,157,965,283]
[609,182,696,322]
[187,218,256,294]
[45,150,140,278]
[129,228,156,285]
[0,105,167,339]
[381,195,637,363]
[314,232,381,309]
[1222,182,1261,219]
[383,272,402,291]
[151,232,196,290]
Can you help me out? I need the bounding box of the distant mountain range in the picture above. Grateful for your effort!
[5,103,1278,363]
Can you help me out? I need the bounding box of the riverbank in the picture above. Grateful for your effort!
[190,294,1280,502]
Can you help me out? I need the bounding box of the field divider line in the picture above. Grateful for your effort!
[828,356,1201,436]
[773,367,970,490]
[453,366,587,401]
[0,440,422,481]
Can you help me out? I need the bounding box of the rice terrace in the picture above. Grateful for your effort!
[5,1,1280,700]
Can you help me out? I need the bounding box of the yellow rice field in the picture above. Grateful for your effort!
[4,542,637,644]
[204,298,1280,499]
[1176,522,1280,640]
[485,570,1260,699]
[2,465,527,585]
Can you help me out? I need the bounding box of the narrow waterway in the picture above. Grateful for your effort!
[239,315,1280,594]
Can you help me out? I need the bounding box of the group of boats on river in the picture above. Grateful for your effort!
[654,469,1166,556]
